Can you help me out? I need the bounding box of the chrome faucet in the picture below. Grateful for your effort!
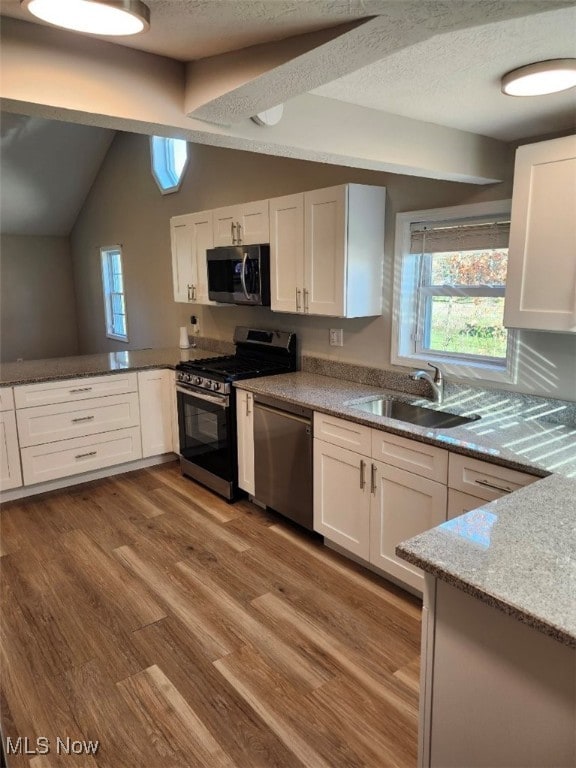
[409,363,444,404]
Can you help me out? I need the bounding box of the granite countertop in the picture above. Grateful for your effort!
[235,372,576,478]
[397,475,576,647]
[0,346,221,386]
[236,371,576,646]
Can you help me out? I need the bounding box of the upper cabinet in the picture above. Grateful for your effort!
[170,210,214,304]
[212,199,270,246]
[269,184,385,317]
[504,135,576,333]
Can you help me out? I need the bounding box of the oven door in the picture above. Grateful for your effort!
[176,384,236,499]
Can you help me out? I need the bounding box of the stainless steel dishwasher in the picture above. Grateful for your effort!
[253,394,313,530]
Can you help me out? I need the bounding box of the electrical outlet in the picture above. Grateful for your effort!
[329,328,344,347]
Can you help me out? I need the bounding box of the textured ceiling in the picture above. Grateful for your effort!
[1,0,574,142]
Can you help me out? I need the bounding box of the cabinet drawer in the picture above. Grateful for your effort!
[448,454,538,501]
[14,373,138,409]
[371,430,448,483]
[17,393,141,448]
[0,388,15,412]
[314,413,372,455]
[21,427,142,485]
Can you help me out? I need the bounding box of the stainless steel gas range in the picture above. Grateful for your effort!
[174,327,297,500]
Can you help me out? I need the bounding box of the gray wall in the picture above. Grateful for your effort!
[71,132,576,401]
[0,234,79,362]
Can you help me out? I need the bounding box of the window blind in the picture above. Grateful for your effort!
[410,219,510,254]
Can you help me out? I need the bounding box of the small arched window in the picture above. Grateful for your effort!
[150,136,188,194]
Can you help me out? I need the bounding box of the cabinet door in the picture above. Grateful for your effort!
[170,214,198,303]
[447,489,485,520]
[304,186,346,316]
[212,205,237,246]
[236,390,255,494]
[138,370,175,458]
[0,410,23,491]
[504,135,576,332]
[237,199,269,245]
[313,439,370,559]
[370,461,447,592]
[189,210,214,304]
[269,193,304,313]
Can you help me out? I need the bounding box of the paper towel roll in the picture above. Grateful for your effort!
[179,326,190,349]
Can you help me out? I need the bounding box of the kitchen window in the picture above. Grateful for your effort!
[100,246,128,341]
[150,136,188,194]
[392,200,517,383]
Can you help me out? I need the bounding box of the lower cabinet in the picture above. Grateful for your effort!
[314,437,446,591]
[20,427,142,485]
[0,409,23,491]
[138,370,176,457]
[236,389,254,494]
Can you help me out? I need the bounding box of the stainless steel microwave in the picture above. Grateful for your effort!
[207,245,271,306]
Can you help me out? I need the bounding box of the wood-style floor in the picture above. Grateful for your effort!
[0,461,421,768]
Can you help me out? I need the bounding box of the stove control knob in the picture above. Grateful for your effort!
[212,382,221,391]
[204,380,212,388]
[194,376,202,386]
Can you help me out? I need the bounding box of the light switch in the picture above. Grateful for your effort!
[329,329,344,346]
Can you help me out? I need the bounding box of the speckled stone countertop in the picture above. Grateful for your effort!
[235,372,576,478]
[0,346,222,386]
[236,371,576,646]
[397,474,576,647]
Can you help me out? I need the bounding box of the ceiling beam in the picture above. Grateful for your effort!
[1,17,510,184]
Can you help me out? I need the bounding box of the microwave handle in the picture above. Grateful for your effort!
[240,252,250,300]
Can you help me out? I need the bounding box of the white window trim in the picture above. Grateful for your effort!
[100,245,129,343]
[391,199,518,385]
[149,136,188,195]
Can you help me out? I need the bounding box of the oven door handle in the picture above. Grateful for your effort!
[240,252,251,300]
[176,385,229,407]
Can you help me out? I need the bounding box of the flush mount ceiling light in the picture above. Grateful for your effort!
[501,59,576,96]
[21,0,150,36]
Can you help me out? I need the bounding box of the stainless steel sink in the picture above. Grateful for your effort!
[350,398,480,429]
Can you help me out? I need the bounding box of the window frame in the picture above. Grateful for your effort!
[100,245,129,342]
[391,200,518,384]
[149,136,188,194]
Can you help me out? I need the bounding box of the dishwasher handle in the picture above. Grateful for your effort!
[254,401,311,429]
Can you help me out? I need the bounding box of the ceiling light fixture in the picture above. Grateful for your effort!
[21,0,150,36]
[501,59,576,96]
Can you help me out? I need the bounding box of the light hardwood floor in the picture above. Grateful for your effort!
[0,462,421,768]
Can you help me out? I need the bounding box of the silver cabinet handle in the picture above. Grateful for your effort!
[75,451,96,460]
[303,288,309,313]
[231,222,237,244]
[245,393,251,417]
[70,387,92,394]
[236,222,242,244]
[475,478,513,494]
[371,463,377,495]
[72,415,95,423]
[191,284,196,301]
[240,252,250,299]
[187,284,193,301]
[359,459,366,489]
[295,288,302,312]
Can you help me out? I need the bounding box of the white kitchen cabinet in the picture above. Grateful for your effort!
[14,373,137,408]
[313,439,370,560]
[0,387,15,411]
[447,488,485,519]
[170,210,214,304]
[236,389,255,494]
[448,453,538,501]
[138,370,176,458]
[0,409,23,491]
[212,199,269,246]
[370,462,447,592]
[504,134,576,332]
[313,412,450,591]
[269,184,385,317]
